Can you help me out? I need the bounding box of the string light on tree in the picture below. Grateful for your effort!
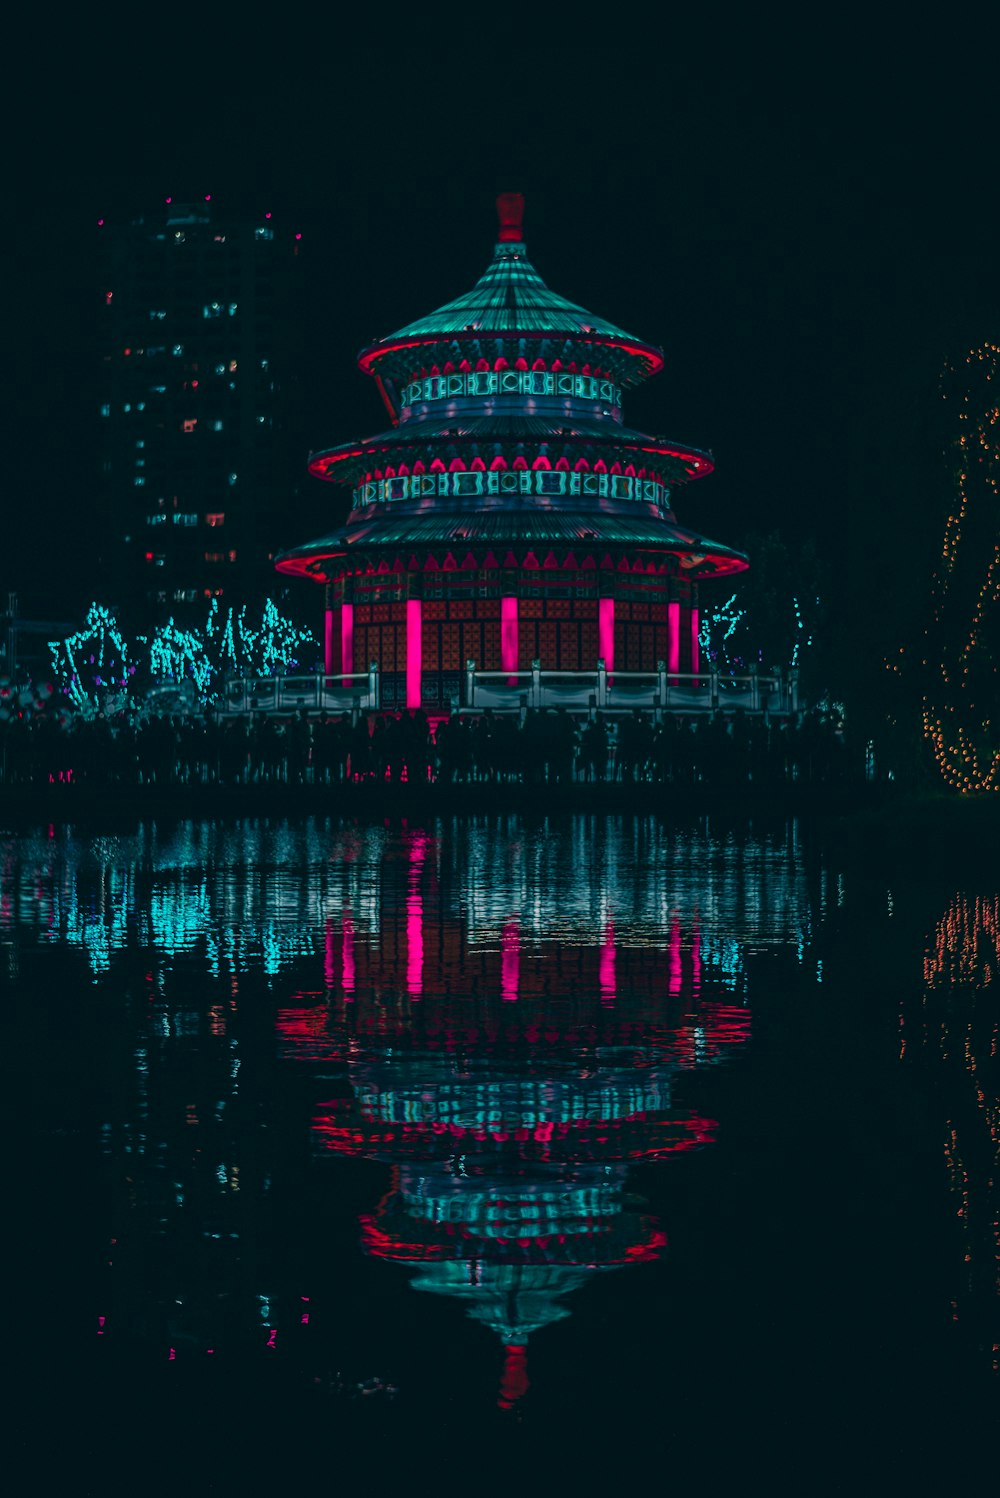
[47,599,318,709]
[48,603,132,711]
[922,343,999,794]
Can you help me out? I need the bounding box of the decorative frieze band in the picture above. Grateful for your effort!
[353,467,670,508]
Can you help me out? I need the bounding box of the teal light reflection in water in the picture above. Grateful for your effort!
[5,814,994,1476]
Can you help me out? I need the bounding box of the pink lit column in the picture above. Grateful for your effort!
[340,603,354,677]
[324,608,336,675]
[598,596,615,672]
[406,598,422,709]
[690,607,700,677]
[501,595,519,681]
[667,601,680,677]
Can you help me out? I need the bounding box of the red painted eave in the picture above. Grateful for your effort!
[307,438,712,482]
[358,330,665,379]
[274,548,345,580]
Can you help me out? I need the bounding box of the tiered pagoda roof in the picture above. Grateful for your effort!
[357,192,664,390]
[276,194,747,583]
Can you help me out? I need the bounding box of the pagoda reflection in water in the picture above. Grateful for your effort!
[279,827,753,1407]
[1,817,811,1399]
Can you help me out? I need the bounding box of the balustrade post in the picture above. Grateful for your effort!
[368,660,379,710]
[465,659,477,709]
[750,663,759,712]
[789,667,799,714]
[710,669,719,711]
[657,660,668,719]
[596,658,608,708]
[531,658,541,709]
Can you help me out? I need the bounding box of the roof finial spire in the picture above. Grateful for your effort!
[496,191,524,243]
[497,1342,529,1410]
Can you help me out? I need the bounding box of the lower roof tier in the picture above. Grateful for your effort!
[306,415,714,484]
[275,505,748,583]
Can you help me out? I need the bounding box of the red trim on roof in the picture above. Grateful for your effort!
[358,330,665,378]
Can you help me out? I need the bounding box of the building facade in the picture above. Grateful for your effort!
[97,199,302,624]
[277,194,747,708]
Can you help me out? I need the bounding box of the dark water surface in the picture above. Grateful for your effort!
[6,815,996,1492]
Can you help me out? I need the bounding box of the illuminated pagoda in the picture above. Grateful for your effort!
[277,194,748,708]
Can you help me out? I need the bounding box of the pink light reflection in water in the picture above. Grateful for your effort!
[325,914,356,996]
[324,918,335,988]
[501,921,520,1001]
[600,923,616,1006]
[406,835,426,997]
[343,916,355,998]
[668,917,682,996]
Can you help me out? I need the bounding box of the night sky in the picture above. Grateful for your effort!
[7,8,997,618]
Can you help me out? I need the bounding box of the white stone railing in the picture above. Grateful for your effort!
[218,668,378,714]
[461,660,795,714]
[215,663,797,716]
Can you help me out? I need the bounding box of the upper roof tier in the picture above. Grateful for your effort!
[358,194,664,401]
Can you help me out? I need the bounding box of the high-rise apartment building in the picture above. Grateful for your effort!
[97,199,302,625]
